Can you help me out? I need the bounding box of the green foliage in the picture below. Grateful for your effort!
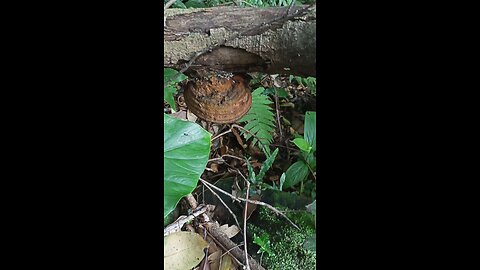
[248,206,316,269]
[303,111,316,152]
[165,0,188,8]
[292,137,312,153]
[283,111,316,190]
[303,233,316,253]
[302,179,316,199]
[239,87,276,154]
[163,114,211,218]
[164,68,188,111]
[246,148,279,186]
[289,75,316,96]
[303,200,316,252]
[242,0,294,7]
[305,200,316,215]
[262,87,288,98]
[283,161,309,189]
[253,233,273,256]
[279,172,286,191]
[256,148,279,182]
[184,0,207,8]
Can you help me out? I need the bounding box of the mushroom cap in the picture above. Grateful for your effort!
[184,74,252,124]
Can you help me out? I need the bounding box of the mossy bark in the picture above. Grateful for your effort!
[164,5,316,77]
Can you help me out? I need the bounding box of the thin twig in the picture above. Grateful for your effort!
[199,178,300,230]
[269,143,299,152]
[243,180,251,270]
[185,193,198,208]
[208,154,245,163]
[185,193,210,222]
[299,154,317,181]
[202,224,245,267]
[287,0,297,15]
[164,205,208,236]
[211,129,233,142]
[221,243,244,259]
[231,124,271,153]
[202,179,243,234]
[163,0,177,27]
[212,124,271,154]
[274,91,283,141]
[164,0,177,11]
[235,169,248,183]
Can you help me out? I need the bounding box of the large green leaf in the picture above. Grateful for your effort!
[283,160,309,189]
[164,114,211,218]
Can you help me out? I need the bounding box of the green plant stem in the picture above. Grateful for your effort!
[299,154,316,181]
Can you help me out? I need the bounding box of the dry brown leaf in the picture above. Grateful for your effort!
[219,255,236,270]
[269,175,279,182]
[207,238,219,254]
[187,109,198,122]
[164,231,209,270]
[210,163,219,173]
[208,250,222,270]
[171,110,187,120]
[217,224,240,239]
[220,145,228,156]
[244,194,261,221]
[251,162,262,168]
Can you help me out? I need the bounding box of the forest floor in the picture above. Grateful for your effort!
[164,72,317,270]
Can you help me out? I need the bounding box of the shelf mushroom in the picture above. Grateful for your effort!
[184,74,252,124]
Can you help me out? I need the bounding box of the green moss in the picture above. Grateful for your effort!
[248,206,316,270]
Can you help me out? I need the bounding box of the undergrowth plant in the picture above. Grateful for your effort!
[289,75,316,96]
[164,68,188,111]
[246,148,280,188]
[283,111,316,193]
[239,87,276,155]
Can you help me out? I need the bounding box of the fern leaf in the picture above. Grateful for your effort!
[239,87,276,153]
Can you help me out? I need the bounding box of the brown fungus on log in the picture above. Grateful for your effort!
[184,73,252,124]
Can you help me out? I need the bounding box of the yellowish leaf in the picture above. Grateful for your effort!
[164,231,209,270]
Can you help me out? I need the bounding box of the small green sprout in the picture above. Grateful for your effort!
[253,233,273,256]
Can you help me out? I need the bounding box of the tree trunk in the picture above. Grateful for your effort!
[164,5,316,77]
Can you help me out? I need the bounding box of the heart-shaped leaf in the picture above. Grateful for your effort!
[164,114,211,218]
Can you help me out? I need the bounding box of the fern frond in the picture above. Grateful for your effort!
[239,87,276,154]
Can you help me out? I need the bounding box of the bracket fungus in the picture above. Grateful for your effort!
[184,74,252,124]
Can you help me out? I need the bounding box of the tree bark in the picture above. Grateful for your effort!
[164,5,316,77]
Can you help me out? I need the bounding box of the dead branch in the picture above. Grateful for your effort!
[199,178,300,230]
[163,204,209,236]
[204,222,266,270]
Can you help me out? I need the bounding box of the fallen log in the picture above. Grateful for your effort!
[164,5,316,77]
